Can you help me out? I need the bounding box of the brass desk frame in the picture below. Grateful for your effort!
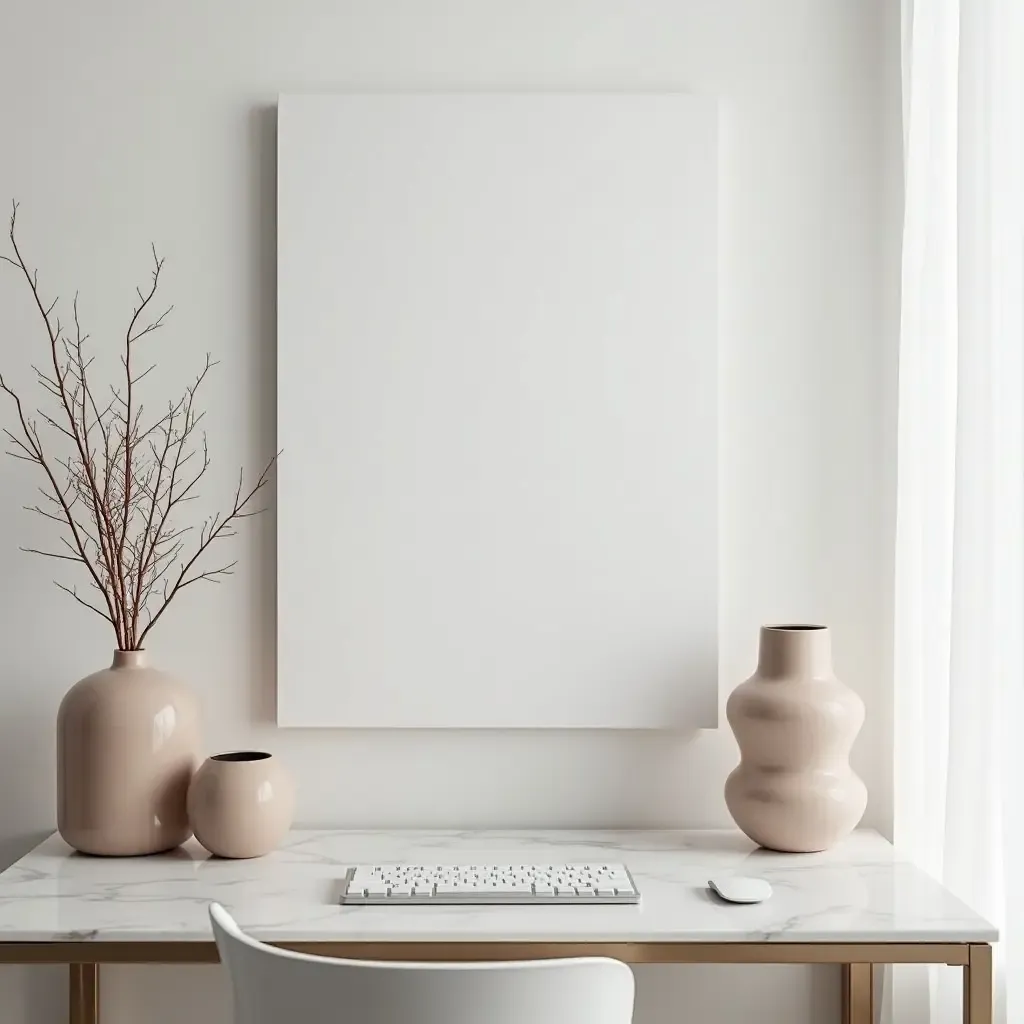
[0,939,993,1024]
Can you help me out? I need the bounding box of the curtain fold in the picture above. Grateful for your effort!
[894,0,1024,1020]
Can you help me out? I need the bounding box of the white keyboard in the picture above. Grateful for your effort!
[340,863,641,905]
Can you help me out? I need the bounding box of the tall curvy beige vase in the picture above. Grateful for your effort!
[725,625,866,853]
[57,650,201,856]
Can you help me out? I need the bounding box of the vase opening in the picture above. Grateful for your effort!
[111,649,148,670]
[758,624,832,678]
[211,751,272,763]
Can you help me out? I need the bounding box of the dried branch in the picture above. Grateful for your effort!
[136,460,275,647]
[0,202,277,648]
[53,582,115,624]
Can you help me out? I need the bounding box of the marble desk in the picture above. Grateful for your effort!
[0,829,996,1024]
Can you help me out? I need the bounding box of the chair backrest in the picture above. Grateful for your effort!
[210,903,634,1024]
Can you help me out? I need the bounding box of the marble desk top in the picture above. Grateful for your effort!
[0,830,997,944]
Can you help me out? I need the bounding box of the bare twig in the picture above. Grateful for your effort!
[53,582,115,624]
[0,203,277,648]
[136,459,276,647]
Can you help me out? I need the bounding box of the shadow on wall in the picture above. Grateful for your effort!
[246,104,278,728]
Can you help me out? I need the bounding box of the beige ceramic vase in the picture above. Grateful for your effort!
[57,650,201,856]
[188,751,294,859]
[725,625,867,853]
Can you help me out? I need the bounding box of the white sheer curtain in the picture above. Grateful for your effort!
[894,0,1024,1021]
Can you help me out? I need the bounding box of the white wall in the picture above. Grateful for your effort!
[0,1,898,1022]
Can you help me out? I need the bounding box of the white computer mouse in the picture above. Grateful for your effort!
[708,876,772,904]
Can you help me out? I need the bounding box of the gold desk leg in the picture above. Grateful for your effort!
[842,963,874,1024]
[70,963,99,1024]
[964,944,993,1024]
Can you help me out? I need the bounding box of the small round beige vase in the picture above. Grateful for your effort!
[57,650,201,856]
[724,625,867,853]
[188,751,294,859]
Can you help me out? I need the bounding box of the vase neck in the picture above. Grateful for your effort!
[111,650,148,670]
[756,626,832,679]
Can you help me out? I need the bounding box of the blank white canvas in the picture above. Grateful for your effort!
[277,93,717,729]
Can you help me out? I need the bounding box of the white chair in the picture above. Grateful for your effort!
[210,902,635,1024]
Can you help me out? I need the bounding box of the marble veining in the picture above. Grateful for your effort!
[0,830,996,944]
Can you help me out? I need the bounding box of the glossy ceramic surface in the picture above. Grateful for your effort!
[57,650,201,856]
[188,751,294,859]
